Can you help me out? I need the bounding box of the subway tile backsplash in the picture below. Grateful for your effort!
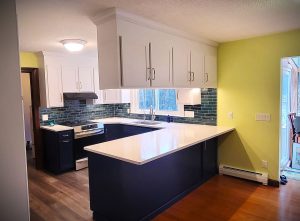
[40,89,217,126]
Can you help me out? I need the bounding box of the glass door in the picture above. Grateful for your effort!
[280,60,291,170]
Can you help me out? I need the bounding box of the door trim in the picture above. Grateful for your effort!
[21,67,42,169]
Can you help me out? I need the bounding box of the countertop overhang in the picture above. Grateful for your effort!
[84,118,234,165]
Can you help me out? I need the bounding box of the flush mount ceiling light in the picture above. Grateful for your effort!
[60,39,87,52]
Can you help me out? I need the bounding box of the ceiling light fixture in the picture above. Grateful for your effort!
[60,39,87,52]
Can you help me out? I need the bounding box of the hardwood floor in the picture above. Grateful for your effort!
[28,160,300,221]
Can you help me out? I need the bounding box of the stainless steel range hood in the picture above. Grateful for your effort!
[63,92,98,100]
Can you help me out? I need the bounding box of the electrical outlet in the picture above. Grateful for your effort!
[42,114,48,121]
[127,108,131,114]
[228,112,233,119]
[262,160,268,168]
[184,111,194,118]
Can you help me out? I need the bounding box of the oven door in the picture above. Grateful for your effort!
[74,133,105,170]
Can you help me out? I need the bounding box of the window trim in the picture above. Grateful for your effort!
[130,89,185,117]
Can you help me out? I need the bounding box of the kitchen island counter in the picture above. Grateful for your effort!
[84,117,234,165]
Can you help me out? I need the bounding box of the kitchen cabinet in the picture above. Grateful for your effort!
[45,64,64,107]
[87,138,218,220]
[61,66,77,92]
[148,30,173,87]
[173,40,204,88]
[104,124,159,142]
[38,52,64,107]
[38,52,98,107]
[203,55,217,88]
[62,66,95,93]
[78,66,95,92]
[42,129,74,174]
[118,20,150,88]
[94,89,130,104]
[202,138,218,182]
[93,8,217,89]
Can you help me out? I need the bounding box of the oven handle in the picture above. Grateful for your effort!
[74,130,104,139]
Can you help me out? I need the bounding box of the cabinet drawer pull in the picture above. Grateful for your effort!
[62,140,71,143]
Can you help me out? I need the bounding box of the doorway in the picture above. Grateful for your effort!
[280,57,300,181]
[20,68,42,169]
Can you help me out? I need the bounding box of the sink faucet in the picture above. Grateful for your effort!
[149,105,156,121]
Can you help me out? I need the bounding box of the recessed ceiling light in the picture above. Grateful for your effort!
[60,39,87,52]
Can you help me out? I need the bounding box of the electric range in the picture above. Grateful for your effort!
[60,120,105,170]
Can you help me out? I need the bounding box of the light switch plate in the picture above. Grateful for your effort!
[184,111,194,118]
[255,113,271,121]
[228,112,233,119]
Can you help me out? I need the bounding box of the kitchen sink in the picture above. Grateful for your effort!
[134,120,161,125]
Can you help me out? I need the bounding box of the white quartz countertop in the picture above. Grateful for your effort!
[41,125,73,132]
[84,117,234,165]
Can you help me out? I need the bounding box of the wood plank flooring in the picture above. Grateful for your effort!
[28,161,300,221]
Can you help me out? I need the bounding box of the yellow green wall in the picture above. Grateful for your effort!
[218,29,300,180]
[19,52,39,67]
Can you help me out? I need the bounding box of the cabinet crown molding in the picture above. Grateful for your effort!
[92,7,218,47]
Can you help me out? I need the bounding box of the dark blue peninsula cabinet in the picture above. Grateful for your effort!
[87,137,218,221]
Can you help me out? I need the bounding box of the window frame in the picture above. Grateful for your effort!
[130,89,185,117]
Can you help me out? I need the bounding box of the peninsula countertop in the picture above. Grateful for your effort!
[84,117,234,165]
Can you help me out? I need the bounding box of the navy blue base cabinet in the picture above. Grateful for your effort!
[87,138,218,221]
[42,129,75,174]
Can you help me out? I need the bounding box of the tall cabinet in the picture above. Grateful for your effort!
[93,8,217,89]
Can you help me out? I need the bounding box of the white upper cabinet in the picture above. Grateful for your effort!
[61,66,77,92]
[189,42,204,88]
[37,52,64,108]
[93,8,217,89]
[149,30,173,87]
[45,64,64,107]
[78,66,95,92]
[172,37,190,87]
[118,20,149,88]
[203,55,217,88]
[38,52,98,107]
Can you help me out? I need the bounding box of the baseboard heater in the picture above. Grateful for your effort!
[219,164,268,185]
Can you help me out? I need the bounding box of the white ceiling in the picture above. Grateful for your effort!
[16,0,300,55]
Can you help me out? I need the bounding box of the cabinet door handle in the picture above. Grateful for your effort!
[205,73,208,83]
[62,140,70,143]
[60,93,63,102]
[188,72,192,82]
[80,82,83,89]
[191,72,195,81]
[151,68,156,80]
[176,90,179,101]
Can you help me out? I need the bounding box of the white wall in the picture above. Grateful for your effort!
[0,0,30,220]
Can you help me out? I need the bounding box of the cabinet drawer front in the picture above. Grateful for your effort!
[58,131,73,140]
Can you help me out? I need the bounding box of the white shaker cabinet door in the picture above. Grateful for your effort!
[204,55,217,88]
[45,64,63,107]
[150,30,173,87]
[78,66,95,92]
[190,44,204,88]
[119,20,150,88]
[172,38,190,87]
[62,66,78,92]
